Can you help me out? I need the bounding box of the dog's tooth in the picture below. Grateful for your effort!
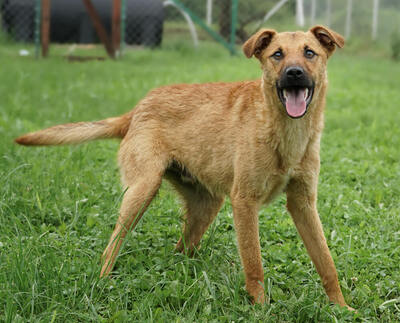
[283,89,287,99]
[304,88,308,99]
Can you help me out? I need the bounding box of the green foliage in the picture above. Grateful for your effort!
[1,44,400,321]
[391,30,400,60]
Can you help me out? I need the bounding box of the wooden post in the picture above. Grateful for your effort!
[112,0,121,55]
[41,0,51,57]
[82,0,115,58]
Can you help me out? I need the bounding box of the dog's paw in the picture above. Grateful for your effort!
[251,293,265,305]
[345,305,356,312]
[175,238,197,257]
[247,282,265,305]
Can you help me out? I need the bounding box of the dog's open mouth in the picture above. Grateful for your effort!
[277,86,314,118]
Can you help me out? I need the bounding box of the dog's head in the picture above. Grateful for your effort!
[243,26,344,118]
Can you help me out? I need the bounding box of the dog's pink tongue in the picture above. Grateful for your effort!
[285,89,306,118]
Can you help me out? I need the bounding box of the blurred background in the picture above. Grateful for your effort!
[1,0,400,60]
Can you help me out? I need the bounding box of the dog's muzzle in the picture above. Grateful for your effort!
[276,66,314,119]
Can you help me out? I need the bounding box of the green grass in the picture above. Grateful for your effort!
[1,43,400,322]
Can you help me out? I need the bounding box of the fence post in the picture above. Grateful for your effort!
[345,0,352,39]
[112,0,121,56]
[34,0,42,58]
[296,0,304,27]
[326,0,331,27]
[310,0,316,26]
[372,0,379,40]
[230,0,238,55]
[82,0,115,58]
[41,0,51,57]
[206,0,213,26]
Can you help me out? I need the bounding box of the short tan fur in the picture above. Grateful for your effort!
[15,26,352,309]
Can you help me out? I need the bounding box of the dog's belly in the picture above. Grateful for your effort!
[166,155,234,195]
[165,135,236,195]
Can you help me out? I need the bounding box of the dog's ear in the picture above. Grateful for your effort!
[243,29,277,59]
[310,25,345,57]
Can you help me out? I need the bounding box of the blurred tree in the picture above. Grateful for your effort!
[218,0,231,40]
[391,30,400,60]
[234,0,292,42]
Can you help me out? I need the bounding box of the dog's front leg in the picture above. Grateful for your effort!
[231,196,265,304]
[286,176,351,309]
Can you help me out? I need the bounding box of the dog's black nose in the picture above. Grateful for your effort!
[286,66,304,79]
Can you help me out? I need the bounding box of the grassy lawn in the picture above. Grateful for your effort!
[1,43,400,322]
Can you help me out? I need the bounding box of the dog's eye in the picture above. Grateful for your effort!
[304,49,316,59]
[271,50,283,60]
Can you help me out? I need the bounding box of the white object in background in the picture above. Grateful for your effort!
[310,0,316,26]
[372,0,379,40]
[257,0,288,30]
[345,0,353,39]
[163,0,199,47]
[326,0,331,27]
[206,0,213,26]
[296,0,304,27]
[19,49,30,56]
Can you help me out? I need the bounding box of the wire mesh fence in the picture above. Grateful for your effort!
[1,0,36,42]
[0,0,399,58]
[0,0,239,57]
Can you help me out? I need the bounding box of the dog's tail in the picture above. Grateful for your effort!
[15,111,133,146]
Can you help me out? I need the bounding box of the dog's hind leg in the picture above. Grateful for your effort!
[100,143,167,277]
[100,175,162,277]
[172,182,224,254]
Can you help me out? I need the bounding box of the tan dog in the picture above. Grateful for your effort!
[15,25,351,309]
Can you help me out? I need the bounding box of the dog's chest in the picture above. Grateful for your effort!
[258,125,311,203]
[277,122,310,169]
